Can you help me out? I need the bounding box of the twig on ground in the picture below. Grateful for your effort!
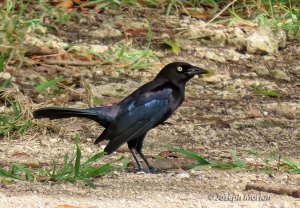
[245,183,300,198]
[44,60,104,66]
[206,0,238,26]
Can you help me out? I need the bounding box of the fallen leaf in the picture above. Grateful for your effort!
[124,28,148,36]
[49,0,61,5]
[56,0,73,10]
[159,151,178,158]
[25,46,58,57]
[183,9,210,20]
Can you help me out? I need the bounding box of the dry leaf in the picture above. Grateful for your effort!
[56,0,74,10]
[159,151,178,158]
[184,9,210,20]
[25,46,58,57]
[73,0,85,4]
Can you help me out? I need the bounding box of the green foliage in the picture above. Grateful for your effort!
[38,1,72,25]
[146,20,153,48]
[250,84,280,98]
[0,140,129,188]
[79,0,154,9]
[98,44,157,70]
[45,140,128,188]
[163,40,181,55]
[0,100,32,137]
[172,147,299,173]
[0,0,71,94]
[169,146,210,165]
[169,147,248,170]
[0,78,12,91]
[281,158,300,174]
[234,0,300,39]
[0,0,36,69]
[165,0,218,16]
[0,164,34,181]
[46,143,111,188]
[35,76,64,93]
[76,1,299,39]
[249,149,300,174]
[86,44,156,70]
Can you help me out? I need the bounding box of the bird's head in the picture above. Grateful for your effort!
[155,62,208,85]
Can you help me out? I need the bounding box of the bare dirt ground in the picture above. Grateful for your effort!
[1,8,300,208]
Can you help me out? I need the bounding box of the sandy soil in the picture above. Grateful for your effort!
[1,8,300,208]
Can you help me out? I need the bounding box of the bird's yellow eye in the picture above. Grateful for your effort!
[177,66,183,72]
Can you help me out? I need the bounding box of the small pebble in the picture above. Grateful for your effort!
[176,172,190,179]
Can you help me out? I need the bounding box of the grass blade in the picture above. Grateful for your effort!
[74,143,81,177]
[0,78,11,91]
[0,167,20,179]
[84,179,96,189]
[168,146,210,165]
[282,158,300,173]
[85,163,114,178]
[35,76,63,92]
[82,151,105,167]
[121,156,129,171]
[163,40,181,54]
[12,164,34,181]
[228,149,248,168]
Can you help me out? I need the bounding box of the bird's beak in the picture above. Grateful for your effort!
[186,67,208,76]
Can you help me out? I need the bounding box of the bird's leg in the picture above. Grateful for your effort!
[137,151,158,173]
[136,137,161,174]
[129,147,146,173]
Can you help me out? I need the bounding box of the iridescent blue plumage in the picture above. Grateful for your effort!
[33,62,208,173]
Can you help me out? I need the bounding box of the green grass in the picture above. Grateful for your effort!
[0,0,36,71]
[0,139,129,188]
[250,84,280,98]
[0,0,71,92]
[170,147,300,173]
[35,76,64,94]
[225,0,300,39]
[44,140,128,188]
[0,164,34,181]
[163,40,181,55]
[0,99,32,137]
[169,147,249,170]
[86,44,157,70]
[249,149,300,174]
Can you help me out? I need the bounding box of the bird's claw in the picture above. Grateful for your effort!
[128,167,161,174]
[129,168,147,174]
[147,167,162,174]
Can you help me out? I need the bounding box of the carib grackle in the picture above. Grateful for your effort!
[33,62,208,173]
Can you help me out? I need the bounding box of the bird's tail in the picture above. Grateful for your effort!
[33,107,99,122]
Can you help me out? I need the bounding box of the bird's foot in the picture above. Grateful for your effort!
[147,167,162,174]
[128,167,162,174]
[128,168,147,174]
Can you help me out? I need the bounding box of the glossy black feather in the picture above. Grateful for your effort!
[33,62,208,172]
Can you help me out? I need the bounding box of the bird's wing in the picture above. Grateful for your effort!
[95,88,173,154]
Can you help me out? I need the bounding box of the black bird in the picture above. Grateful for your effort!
[33,62,208,173]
